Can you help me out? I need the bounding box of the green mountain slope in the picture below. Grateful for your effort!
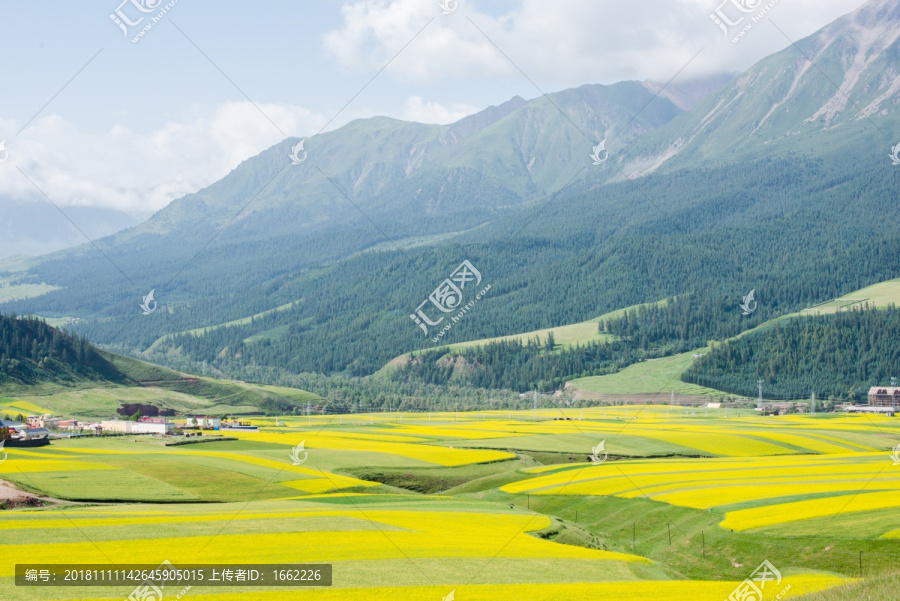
[617,0,900,177]
[2,0,899,391]
[0,314,318,417]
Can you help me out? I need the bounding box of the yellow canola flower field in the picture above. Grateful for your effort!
[0,509,647,576]
[222,430,513,466]
[0,399,49,414]
[722,490,900,531]
[620,428,792,456]
[503,454,898,509]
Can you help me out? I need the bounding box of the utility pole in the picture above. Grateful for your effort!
[811,393,816,415]
[758,380,764,409]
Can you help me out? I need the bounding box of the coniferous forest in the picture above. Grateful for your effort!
[0,314,121,385]
[682,305,900,401]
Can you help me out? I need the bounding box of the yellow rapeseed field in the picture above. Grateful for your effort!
[721,490,900,531]
[503,453,899,509]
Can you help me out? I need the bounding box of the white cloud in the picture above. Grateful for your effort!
[323,0,868,85]
[401,96,481,123]
[0,103,325,214]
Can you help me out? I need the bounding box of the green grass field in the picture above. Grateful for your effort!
[0,409,895,600]
[801,277,900,316]
[0,351,319,418]
[570,349,734,396]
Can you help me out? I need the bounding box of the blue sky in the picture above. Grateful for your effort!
[0,0,867,214]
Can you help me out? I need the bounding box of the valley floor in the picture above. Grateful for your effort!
[1,407,898,600]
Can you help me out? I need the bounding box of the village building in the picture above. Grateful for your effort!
[101,419,175,435]
[26,415,59,429]
[19,428,50,440]
[868,386,900,408]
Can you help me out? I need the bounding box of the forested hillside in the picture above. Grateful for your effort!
[0,313,123,386]
[682,305,900,400]
[393,337,648,393]
[95,154,900,382]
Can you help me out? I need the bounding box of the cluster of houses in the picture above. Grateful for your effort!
[0,413,242,442]
[0,416,52,442]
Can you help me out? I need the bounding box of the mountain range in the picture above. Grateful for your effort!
[2,0,899,389]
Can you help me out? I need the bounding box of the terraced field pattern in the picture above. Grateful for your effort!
[1,406,898,599]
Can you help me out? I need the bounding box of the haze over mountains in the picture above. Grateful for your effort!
[2,0,899,390]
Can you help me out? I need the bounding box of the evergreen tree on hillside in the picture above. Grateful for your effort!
[0,313,116,385]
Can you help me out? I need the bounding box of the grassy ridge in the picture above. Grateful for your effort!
[0,347,318,418]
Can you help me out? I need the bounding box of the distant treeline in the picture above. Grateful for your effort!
[681,305,900,400]
[219,365,582,413]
